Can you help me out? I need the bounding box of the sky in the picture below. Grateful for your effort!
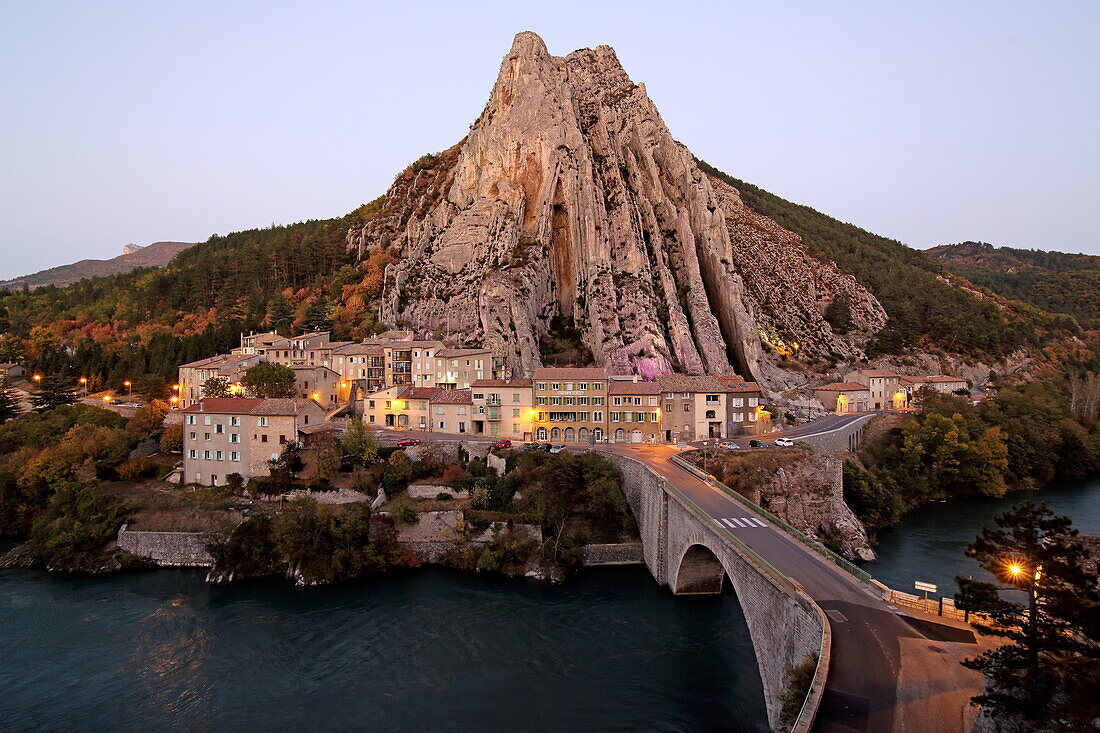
[1,1,1098,279]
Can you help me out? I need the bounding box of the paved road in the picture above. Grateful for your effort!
[605,434,982,733]
[369,414,983,731]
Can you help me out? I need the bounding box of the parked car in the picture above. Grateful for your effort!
[396,438,421,447]
[748,439,769,448]
[549,444,565,454]
[521,442,540,451]
[538,443,553,452]
[774,437,795,448]
[718,441,740,450]
[493,439,512,449]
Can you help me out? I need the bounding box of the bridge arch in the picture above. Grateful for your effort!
[673,543,726,595]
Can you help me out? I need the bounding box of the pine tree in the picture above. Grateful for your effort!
[28,373,78,412]
[0,376,21,423]
[302,297,332,332]
[956,502,1100,725]
[823,294,854,333]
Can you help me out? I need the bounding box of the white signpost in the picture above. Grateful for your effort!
[914,580,937,600]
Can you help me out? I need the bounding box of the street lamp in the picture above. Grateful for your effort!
[79,377,87,396]
[170,395,179,406]
[102,394,112,403]
[124,380,132,397]
[32,374,41,382]
[701,440,709,475]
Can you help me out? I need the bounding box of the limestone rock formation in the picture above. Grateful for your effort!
[347,31,886,386]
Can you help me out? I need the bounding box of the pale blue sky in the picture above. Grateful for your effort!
[1,1,1097,279]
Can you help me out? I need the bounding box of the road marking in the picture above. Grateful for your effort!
[749,518,768,527]
[721,518,739,528]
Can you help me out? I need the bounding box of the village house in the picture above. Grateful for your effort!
[331,342,385,398]
[471,379,534,439]
[288,365,341,409]
[431,389,474,434]
[608,378,662,443]
[177,353,260,408]
[361,385,435,430]
[815,382,872,413]
[844,369,907,410]
[899,374,969,399]
[656,374,765,442]
[383,340,446,387]
[181,397,326,486]
[0,363,25,381]
[531,367,609,443]
[433,347,494,389]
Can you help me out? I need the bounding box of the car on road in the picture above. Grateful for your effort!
[521,442,540,451]
[718,441,739,450]
[396,438,421,447]
[748,439,769,448]
[493,439,512,449]
[549,444,565,454]
[773,437,795,448]
[538,443,553,452]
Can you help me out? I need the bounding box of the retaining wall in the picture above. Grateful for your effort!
[116,524,221,567]
[582,543,644,566]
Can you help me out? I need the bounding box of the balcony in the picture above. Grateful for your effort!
[486,409,501,421]
[486,396,502,406]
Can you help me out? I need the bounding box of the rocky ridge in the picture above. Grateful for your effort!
[347,32,886,387]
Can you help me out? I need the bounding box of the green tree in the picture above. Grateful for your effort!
[311,431,341,484]
[302,297,332,332]
[202,376,232,398]
[240,362,296,398]
[29,373,78,413]
[823,293,854,333]
[957,502,1100,725]
[0,333,26,363]
[341,418,378,463]
[0,376,21,423]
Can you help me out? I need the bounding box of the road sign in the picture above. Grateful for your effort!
[914,581,937,593]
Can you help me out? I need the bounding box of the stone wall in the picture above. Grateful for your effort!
[582,543,644,566]
[796,414,873,454]
[116,524,221,567]
[604,453,828,732]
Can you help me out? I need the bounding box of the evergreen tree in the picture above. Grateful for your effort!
[302,297,332,332]
[28,373,78,412]
[956,502,1100,725]
[823,294,854,333]
[0,376,21,423]
[202,376,232,398]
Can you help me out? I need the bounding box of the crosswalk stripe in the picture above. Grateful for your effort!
[731,518,748,527]
[720,518,738,528]
[714,519,725,528]
[749,518,768,527]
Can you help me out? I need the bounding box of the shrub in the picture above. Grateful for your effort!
[116,456,158,481]
[393,497,418,524]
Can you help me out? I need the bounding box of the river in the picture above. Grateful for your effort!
[0,565,768,732]
[867,477,1100,597]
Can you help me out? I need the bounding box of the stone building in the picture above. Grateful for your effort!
[288,364,341,409]
[656,374,765,442]
[899,375,969,399]
[430,389,474,434]
[532,367,609,443]
[814,382,872,413]
[844,369,906,410]
[608,378,662,443]
[433,348,495,389]
[361,385,436,430]
[177,353,260,408]
[471,379,534,439]
[181,397,326,486]
[0,363,25,380]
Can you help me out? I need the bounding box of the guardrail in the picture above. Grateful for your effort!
[670,454,875,587]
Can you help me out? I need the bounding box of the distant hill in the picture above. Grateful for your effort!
[0,241,195,290]
[928,241,1100,329]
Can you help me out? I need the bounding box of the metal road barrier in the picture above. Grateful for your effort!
[669,454,875,587]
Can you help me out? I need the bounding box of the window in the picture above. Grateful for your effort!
[216,451,224,460]
[512,393,520,402]
[203,450,211,460]
[458,407,467,415]
[369,415,375,423]
[613,397,622,406]
[665,403,672,413]
[683,404,690,412]
[578,383,587,390]
[733,413,744,423]
[230,416,240,426]
[473,393,483,400]
[215,424,224,434]
[186,415,196,425]
[512,408,520,417]
[577,397,589,405]
[204,416,211,426]
[551,383,560,390]
[611,412,620,422]
[731,397,744,407]
[550,397,560,405]
[748,397,759,407]
[705,410,716,419]
[748,411,757,422]
[259,417,269,427]
[593,411,603,422]
[681,392,690,399]
[230,433,240,443]
[385,401,391,409]
[633,397,642,406]
[204,433,211,441]
[231,452,240,461]
[189,432,196,440]
[279,435,287,444]
[368,400,375,409]
[592,397,604,406]
[189,449,197,459]
[537,383,546,391]
[537,397,547,405]
[648,397,658,406]
[705,394,720,405]
[261,434,268,443]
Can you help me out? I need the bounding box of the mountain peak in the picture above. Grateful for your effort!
[509,31,549,59]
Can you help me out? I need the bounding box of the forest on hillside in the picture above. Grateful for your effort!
[698,161,1079,358]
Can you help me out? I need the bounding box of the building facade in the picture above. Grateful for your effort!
[844,369,906,410]
[471,379,534,439]
[815,382,872,413]
[531,367,609,443]
[608,379,662,443]
[657,375,765,442]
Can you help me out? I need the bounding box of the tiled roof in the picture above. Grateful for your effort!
[431,389,472,405]
[853,369,903,378]
[179,353,256,370]
[470,379,533,388]
[181,398,264,414]
[383,340,445,349]
[298,423,335,435]
[609,380,661,394]
[250,398,324,416]
[815,382,869,392]
[0,363,21,369]
[436,347,489,358]
[532,367,609,380]
[655,374,760,393]
[400,387,440,400]
[332,343,383,355]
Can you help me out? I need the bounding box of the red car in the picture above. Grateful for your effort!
[396,438,421,447]
[493,439,512,448]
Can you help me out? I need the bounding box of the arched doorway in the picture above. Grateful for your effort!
[615,428,625,442]
[550,427,561,441]
[674,544,727,595]
[593,428,603,442]
[565,427,575,442]
[536,427,547,441]
[578,427,589,442]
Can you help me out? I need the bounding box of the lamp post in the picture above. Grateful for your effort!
[124,380,132,397]
[79,377,87,397]
[701,440,709,475]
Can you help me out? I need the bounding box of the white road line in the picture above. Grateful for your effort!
[730,518,747,527]
[713,519,725,528]
[749,518,768,527]
[721,518,739,528]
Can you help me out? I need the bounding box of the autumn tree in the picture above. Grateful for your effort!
[202,376,233,398]
[957,503,1100,726]
[0,334,25,364]
[342,418,378,463]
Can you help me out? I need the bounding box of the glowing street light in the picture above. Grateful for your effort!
[172,384,180,391]
[170,396,179,406]
[124,380,132,397]
[32,374,41,382]
[102,395,112,403]
[79,377,88,396]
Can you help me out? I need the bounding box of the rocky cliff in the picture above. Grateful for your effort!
[347,32,886,386]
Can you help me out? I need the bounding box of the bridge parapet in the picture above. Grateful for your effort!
[606,453,829,732]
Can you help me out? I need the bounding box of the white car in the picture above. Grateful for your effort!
[718,441,739,450]
[774,437,796,448]
[549,444,565,454]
